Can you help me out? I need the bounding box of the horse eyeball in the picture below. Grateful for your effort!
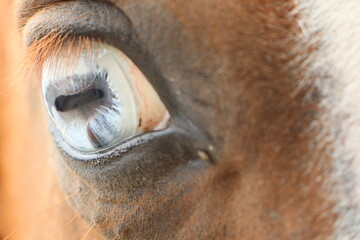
[42,43,169,152]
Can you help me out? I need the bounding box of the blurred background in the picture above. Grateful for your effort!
[0,0,26,236]
[0,1,59,238]
[0,2,100,239]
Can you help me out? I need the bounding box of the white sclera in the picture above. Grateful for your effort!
[42,44,142,152]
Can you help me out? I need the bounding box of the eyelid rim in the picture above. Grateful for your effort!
[50,119,179,161]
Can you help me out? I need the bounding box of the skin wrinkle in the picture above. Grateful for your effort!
[7,0,356,239]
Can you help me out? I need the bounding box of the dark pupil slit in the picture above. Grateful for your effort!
[55,89,105,112]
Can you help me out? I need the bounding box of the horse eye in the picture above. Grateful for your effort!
[42,43,170,152]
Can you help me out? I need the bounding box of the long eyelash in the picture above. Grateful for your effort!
[45,199,99,239]
[80,224,96,240]
[98,193,129,230]
[108,192,150,240]
[23,32,101,87]
[2,190,81,240]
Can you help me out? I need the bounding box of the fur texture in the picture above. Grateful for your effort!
[295,1,360,239]
[1,0,360,239]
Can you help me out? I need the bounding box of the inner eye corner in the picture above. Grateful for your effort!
[42,43,170,155]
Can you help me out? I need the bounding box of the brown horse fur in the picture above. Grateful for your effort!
[1,0,360,239]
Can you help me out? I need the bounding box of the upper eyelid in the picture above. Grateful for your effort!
[22,1,132,47]
[18,0,117,28]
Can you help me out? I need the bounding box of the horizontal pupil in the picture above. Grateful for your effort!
[55,88,105,112]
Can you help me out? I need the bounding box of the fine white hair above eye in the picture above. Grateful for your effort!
[42,43,169,152]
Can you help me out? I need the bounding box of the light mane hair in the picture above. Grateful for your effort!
[295,0,360,239]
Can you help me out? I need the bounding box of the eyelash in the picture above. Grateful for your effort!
[24,34,97,82]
